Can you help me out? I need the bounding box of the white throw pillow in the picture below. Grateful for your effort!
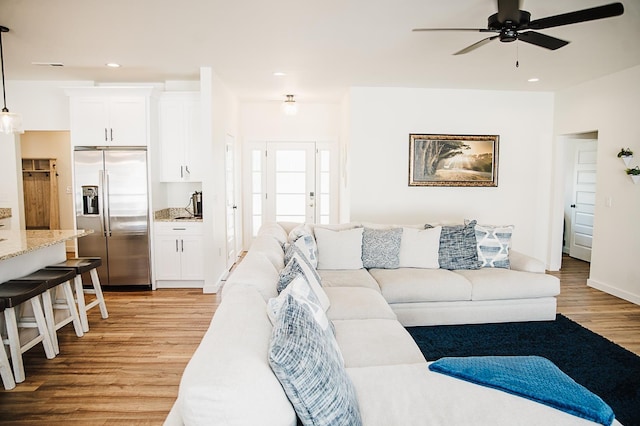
[314,227,364,270]
[398,226,442,269]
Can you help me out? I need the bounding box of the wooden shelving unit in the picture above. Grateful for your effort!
[22,158,60,229]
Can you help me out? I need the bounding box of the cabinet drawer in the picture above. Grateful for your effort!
[154,221,203,236]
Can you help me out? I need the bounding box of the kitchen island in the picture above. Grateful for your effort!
[0,229,92,283]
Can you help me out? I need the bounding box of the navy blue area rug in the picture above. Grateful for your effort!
[407,314,640,426]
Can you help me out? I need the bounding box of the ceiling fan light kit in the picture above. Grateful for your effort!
[0,25,23,134]
[413,1,624,55]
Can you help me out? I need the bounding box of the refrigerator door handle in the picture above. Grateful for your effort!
[98,170,108,237]
[104,171,112,237]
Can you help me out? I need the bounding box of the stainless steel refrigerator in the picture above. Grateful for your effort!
[74,147,151,287]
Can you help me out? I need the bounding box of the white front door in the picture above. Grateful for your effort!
[266,142,317,224]
[244,142,337,241]
[568,139,597,262]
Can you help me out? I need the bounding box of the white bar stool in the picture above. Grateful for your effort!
[47,258,108,333]
[0,280,56,383]
[0,299,16,390]
[13,269,84,355]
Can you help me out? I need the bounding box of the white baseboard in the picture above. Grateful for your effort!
[587,278,640,305]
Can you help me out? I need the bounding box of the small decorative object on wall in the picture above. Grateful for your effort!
[409,134,499,187]
[617,147,634,167]
[626,166,640,184]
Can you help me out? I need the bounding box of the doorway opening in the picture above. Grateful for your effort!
[562,131,598,263]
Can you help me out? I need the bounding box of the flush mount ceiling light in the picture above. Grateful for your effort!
[0,25,23,134]
[282,94,297,116]
[106,63,121,68]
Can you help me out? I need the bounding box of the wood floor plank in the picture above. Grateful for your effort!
[1,256,639,423]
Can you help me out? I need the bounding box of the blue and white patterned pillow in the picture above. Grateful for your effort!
[361,227,402,269]
[278,254,330,311]
[438,220,481,270]
[269,294,362,426]
[475,224,514,268]
[277,257,305,293]
[294,234,319,269]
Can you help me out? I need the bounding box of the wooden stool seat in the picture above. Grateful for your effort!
[0,280,56,384]
[47,258,108,333]
[14,269,84,355]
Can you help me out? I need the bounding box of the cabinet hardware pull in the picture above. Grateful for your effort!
[104,128,108,141]
[175,239,179,252]
[110,128,113,141]
[181,239,184,252]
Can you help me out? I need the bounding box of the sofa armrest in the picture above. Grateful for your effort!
[509,250,546,274]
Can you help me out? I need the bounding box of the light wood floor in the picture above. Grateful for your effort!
[1,256,639,424]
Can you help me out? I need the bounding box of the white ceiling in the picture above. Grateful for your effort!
[1,0,639,102]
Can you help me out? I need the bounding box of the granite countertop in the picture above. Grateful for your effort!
[0,229,93,261]
[0,208,11,220]
[154,208,203,222]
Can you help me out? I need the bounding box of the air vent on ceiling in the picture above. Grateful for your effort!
[31,62,64,67]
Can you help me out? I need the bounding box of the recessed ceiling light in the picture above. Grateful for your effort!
[273,72,286,77]
[106,63,121,68]
[528,78,540,82]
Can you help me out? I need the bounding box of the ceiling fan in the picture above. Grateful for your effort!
[413,1,624,55]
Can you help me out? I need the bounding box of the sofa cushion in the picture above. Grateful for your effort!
[269,294,362,426]
[325,287,397,321]
[455,268,560,301]
[370,268,472,303]
[249,235,285,270]
[333,319,426,368]
[399,226,442,269]
[346,362,603,426]
[362,227,402,269]
[223,251,280,301]
[257,222,289,246]
[475,223,514,269]
[178,287,296,426]
[438,221,481,270]
[315,227,364,270]
[317,269,382,292]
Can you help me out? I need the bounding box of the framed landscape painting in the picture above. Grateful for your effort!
[409,134,499,187]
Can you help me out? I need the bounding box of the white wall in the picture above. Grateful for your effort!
[0,81,90,229]
[553,65,640,304]
[348,87,555,262]
[240,101,340,142]
[201,67,239,293]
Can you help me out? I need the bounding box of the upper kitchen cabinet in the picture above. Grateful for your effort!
[158,92,202,182]
[66,87,155,147]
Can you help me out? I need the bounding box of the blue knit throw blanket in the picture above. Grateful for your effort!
[429,356,614,426]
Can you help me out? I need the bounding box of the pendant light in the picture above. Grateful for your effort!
[0,26,23,134]
[282,94,298,116]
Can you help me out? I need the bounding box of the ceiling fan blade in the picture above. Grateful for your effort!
[497,0,521,23]
[518,31,569,50]
[526,2,624,30]
[453,36,499,55]
[412,28,491,32]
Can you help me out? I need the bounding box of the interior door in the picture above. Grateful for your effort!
[225,135,238,269]
[568,139,597,262]
[266,143,316,224]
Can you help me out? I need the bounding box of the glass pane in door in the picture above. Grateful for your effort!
[274,150,309,223]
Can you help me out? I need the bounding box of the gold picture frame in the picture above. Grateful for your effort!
[408,134,499,187]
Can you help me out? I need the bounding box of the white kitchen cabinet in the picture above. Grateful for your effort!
[66,87,154,147]
[153,221,204,288]
[158,92,202,181]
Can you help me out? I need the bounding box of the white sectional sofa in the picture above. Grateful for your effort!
[165,222,619,426]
